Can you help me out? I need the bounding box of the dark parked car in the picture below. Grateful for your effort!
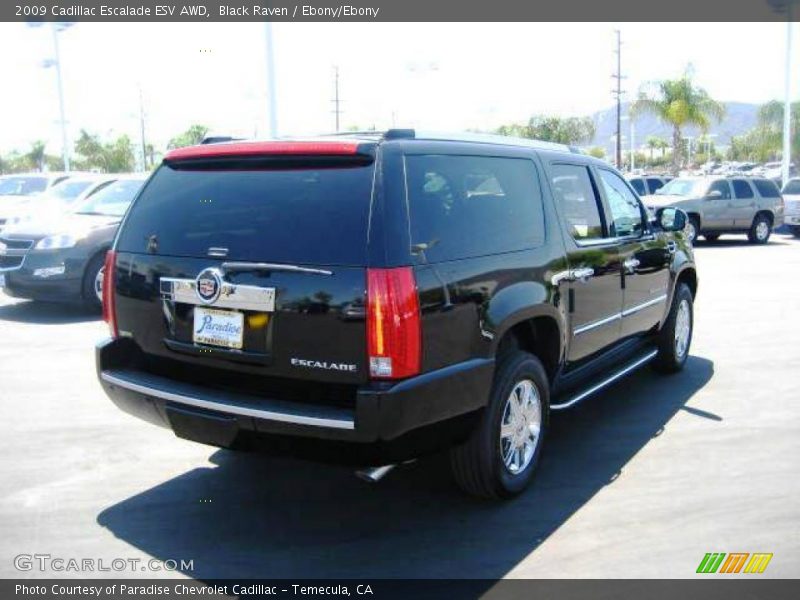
[96,132,697,498]
[0,175,147,309]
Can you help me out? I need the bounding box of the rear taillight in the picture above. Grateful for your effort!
[367,267,421,380]
[102,249,118,338]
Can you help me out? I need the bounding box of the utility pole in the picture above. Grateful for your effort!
[332,66,342,132]
[138,85,147,171]
[51,24,71,172]
[612,30,625,171]
[782,4,793,186]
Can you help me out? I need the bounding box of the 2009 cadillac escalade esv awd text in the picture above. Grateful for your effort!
[96,130,697,498]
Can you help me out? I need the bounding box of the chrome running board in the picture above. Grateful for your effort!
[550,349,659,411]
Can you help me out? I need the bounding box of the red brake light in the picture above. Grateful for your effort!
[102,250,118,338]
[367,267,421,380]
[164,140,361,161]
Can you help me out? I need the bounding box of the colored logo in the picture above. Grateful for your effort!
[195,268,223,304]
[696,553,773,574]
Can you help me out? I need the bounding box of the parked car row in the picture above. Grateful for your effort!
[0,173,148,309]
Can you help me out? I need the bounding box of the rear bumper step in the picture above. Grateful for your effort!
[100,368,355,430]
[550,349,658,411]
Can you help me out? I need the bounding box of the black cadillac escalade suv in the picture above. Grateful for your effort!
[96,130,697,498]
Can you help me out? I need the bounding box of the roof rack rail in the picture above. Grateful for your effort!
[386,129,576,153]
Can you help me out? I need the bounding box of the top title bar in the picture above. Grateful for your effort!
[4,0,799,22]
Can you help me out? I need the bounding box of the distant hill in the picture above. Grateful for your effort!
[590,101,760,151]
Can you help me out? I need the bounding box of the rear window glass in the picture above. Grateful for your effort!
[405,155,544,262]
[753,179,781,198]
[0,176,48,196]
[646,178,665,193]
[116,162,374,265]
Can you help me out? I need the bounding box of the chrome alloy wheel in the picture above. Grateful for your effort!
[500,379,542,474]
[756,220,770,241]
[674,299,691,359]
[94,266,105,303]
[685,221,697,244]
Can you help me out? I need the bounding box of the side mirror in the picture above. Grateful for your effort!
[657,207,687,232]
[705,190,723,200]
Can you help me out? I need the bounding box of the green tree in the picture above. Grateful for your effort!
[167,124,210,149]
[25,141,47,171]
[631,72,725,174]
[496,115,596,145]
[586,146,606,159]
[74,130,135,172]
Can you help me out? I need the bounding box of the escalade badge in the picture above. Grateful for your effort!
[195,268,223,304]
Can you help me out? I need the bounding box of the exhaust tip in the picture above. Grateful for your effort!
[355,464,396,483]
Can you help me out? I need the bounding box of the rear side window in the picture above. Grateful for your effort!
[117,162,374,266]
[708,180,732,200]
[646,178,665,193]
[550,164,604,241]
[732,179,754,199]
[783,180,800,194]
[629,178,646,196]
[405,155,544,262]
[753,179,781,198]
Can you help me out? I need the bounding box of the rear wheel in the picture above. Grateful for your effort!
[450,350,549,499]
[748,214,772,244]
[82,253,105,312]
[652,283,693,374]
[703,233,720,242]
[685,216,700,244]
[790,225,800,238]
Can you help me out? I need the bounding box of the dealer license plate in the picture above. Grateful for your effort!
[193,307,244,349]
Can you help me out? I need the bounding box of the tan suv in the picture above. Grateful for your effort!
[642,176,784,244]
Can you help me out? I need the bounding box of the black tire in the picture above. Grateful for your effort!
[747,213,772,244]
[449,350,549,499]
[703,233,720,242]
[652,283,693,374]
[790,226,800,238]
[81,253,106,312]
[685,216,701,244]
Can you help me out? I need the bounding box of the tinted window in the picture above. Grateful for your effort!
[117,163,374,265]
[550,164,604,240]
[753,179,781,198]
[74,179,145,217]
[0,176,48,196]
[732,179,754,199]
[629,178,646,195]
[405,155,544,262]
[599,169,644,237]
[646,178,665,193]
[708,180,732,199]
[783,179,800,194]
[49,180,95,200]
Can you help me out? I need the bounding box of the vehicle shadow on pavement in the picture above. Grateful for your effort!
[0,300,99,324]
[693,238,790,247]
[97,356,714,580]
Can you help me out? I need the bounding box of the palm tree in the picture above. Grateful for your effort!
[631,73,725,174]
[645,135,664,160]
[26,141,47,172]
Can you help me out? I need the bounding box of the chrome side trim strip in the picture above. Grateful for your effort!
[573,312,621,336]
[160,277,276,312]
[550,349,658,411]
[100,371,356,430]
[622,294,668,317]
[573,294,668,335]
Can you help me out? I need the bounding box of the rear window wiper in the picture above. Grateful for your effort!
[221,261,333,276]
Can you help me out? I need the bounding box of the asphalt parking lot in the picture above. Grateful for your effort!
[1,233,798,580]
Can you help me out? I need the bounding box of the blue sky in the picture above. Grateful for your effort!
[0,22,796,156]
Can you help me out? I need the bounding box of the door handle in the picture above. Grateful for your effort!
[550,267,594,286]
[570,267,595,282]
[623,258,640,273]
